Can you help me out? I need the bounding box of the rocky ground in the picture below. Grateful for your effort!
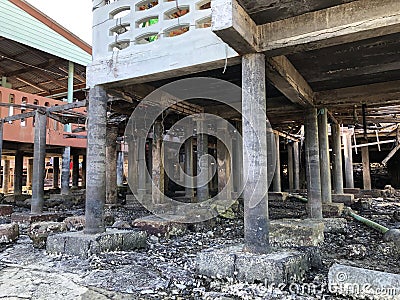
[0,192,399,299]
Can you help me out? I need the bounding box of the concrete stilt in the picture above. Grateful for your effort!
[318,109,332,203]
[85,86,107,234]
[217,122,232,200]
[152,121,164,204]
[117,150,124,187]
[287,143,294,192]
[2,159,10,194]
[72,154,80,188]
[137,137,147,200]
[242,53,270,254]
[197,119,209,202]
[331,123,344,194]
[31,110,47,214]
[61,147,70,195]
[362,146,371,190]
[27,158,33,189]
[305,108,323,219]
[272,133,281,192]
[81,155,86,188]
[343,132,354,188]
[13,151,23,195]
[293,141,300,191]
[106,126,118,204]
[232,128,243,197]
[184,128,194,199]
[53,157,60,189]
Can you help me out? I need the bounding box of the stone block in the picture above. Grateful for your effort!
[11,212,61,224]
[270,219,324,247]
[322,203,344,217]
[132,214,187,237]
[0,205,13,216]
[332,194,355,205]
[268,192,289,201]
[323,218,348,233]
[0,223,19,243]
[63,215,85,231]
[196,246,236,278]
[343,188,360,196]
[328,263,400,299]
[28,221,67,248]
[46,229,147,258]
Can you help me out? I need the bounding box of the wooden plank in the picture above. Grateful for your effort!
[3,111,36,122]
[47,99,87,112]
[382,143,400,165]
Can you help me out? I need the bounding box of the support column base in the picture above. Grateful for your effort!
[268,192,289,201]
[46,229,147,258]
[132,214,187,237]
[332,194,355,205]
[322,203,345,217]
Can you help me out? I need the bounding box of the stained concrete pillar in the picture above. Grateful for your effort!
[293,141,300,191]
[85,86,107,234]
[287,143,294,192]
[305,108,323,219]
[242,53,269,254]
[272,133,281,192]
[217,122,232,200]
[81,155,86,188]
[27,158,33,189]
[233,134,243,196]
[2,159,10,194]
[362,146,371,190]
[331,123,344,194]
[106,126,118,204]
[152,121,164,204]
[61,147,70,195]
[117,150,124,187]
[197,119,209,202]
[53,157,60,189]
[13,151,23,195]
[318,109,332,203]
[31,110,47,214]
[72,154,80,188]
[343,132,354,188]
[137,137,146,199]
[184,128,194,199]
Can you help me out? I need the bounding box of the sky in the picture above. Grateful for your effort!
[25,0,93,45]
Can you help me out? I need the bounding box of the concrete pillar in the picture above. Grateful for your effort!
[81,155,86,188]
[318,109,332,203]
[85,86,107,234]
[152,121,164,204]
[117,150,124,187]
[217,122,232,200]
[27,158,33,189]
[53,157,60,189]
[61,147,70,195]
[31,110,47,214]
[287,143,294,191]
[233,134,243,196]
[242,53,269,254]
[331,123,344,194]
[293,141,300,191]
[197,119,209,202]
[362,146,372,190]
[343,132,354,188]
[72,154,80,188]
[2,159,10,194]
[137,137,147,199]
[272,133,281,192]
[184,129,194,199]
[305,108,323,219]
[13,151,23,195]
[106,126,118,204]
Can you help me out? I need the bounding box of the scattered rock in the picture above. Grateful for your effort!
[63,215,85,231]
[0,223,19,243]
[28,222,67,248]
[111,220,132,229]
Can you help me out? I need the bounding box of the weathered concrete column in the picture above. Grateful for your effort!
[152,121,164,204]
[2,159,10,194]
[85,86,107,234]
[31,110,47,214]
[287,143,294,191]
[27,158,33,189]
[197,119,209,202]
[233,134,243,196]
[13,151,24,195]
[272,133,281,192]
[217,122,232,200]
[61,147,70,195]
[81,155,86,188]
[331,123,344,194]
[135,137,146,199]
[242,53,269,254]
[72,154,80,188]
[184,128,194,199]
[293,141,300,191]
[117,150,124,187]
[318,109,332,203]
[305,108,323,219]
[362,146,371,190]
[106,126,118,204]
[53,157,60,189]
[343,132,354,188]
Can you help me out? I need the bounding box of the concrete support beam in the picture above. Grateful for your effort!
[304,108,323,219]
[293,141,300,191]
[2,159,10,194]
[53,157,60,189]
[318,109,332,204]
[242,53,269,254]
[331,124,344,194]
[85,86,107,234]
[31,111,47,214]
[61,147,70,195]
[362,146,372,190]
[197,120,209,202]
[217,122,232,200]
[152,121,164,204]
[287,143,294,192]
[117,150,124,187]
[106,126,118,205]
[72,154,79,188]
[272,133,281,193]
[184,128,194,199]
[13,151,23,196]
[343,133,354,189]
